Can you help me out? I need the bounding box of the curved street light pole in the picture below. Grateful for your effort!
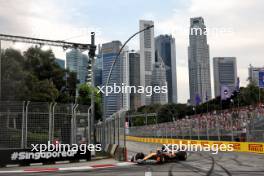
[102,25,154,148]
[105,24,154,88]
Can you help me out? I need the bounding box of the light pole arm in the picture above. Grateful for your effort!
[105,25,154,87]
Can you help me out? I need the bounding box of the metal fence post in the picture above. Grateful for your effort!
[113,117,116,144]
[71,104,74,145]
[197,119,200,140]
[156,127,158,138]
[48,103,53,142]
[52,103,56,143]
[108,120,110,144]
[105,121,108,144]
[21,101,26,149]
[189,119,192,139]
[99,123,101,144]
[246,120,250,142]
[206,119,209,140]
[101,125,103,144]
[106,121,108,144]
[110,119,113,144]
[24,101,30,148]
[217,116,220,141]
[181,125,184,139]
[87,106,92,143]
[71,104,78,144]
[165,126,167,139]
[170,128,173,139]
[145,113,147,126]
[118,113,120,146]
[231,113,234,141]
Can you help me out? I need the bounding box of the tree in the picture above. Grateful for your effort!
[1,48,28,100]
[239,83,260,106]
[1,47,79,103]
[157,104,190,123]
[23,75,59,102]
[77,84,102,121]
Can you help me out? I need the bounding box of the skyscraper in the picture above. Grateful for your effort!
[55,58,65,69]
[151,51,168,104]
[66,49,88,84]
[248,64,264,86]
[129,51,141,110]
[122,48,130,111]
[101,41,129,119]
[188,17,212,104]
[80,54,89,84]
[155,34,177,103]
[213,57,237,97]
[94,45,103,87]
[139,20,155,106]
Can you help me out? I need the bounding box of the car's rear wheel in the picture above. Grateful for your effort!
[178,151,187,161]
[159,155,166,164]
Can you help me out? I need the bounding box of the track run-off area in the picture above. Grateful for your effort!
[1,140,263,176]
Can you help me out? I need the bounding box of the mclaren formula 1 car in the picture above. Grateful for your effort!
[131,146,187,164]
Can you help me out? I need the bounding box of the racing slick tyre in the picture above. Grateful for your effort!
[135,152,145,160]
[178,151,187,161]
[159,155,166,164]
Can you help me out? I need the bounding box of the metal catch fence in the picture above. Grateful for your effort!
[0,101,91,149]
[127,106,264,142]
[95,109,126,148]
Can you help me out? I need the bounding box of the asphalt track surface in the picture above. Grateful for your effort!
[1,141,264,176]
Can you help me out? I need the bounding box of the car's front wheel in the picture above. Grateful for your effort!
[135,152,145,160]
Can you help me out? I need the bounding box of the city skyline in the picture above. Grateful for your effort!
[1,0,263,103]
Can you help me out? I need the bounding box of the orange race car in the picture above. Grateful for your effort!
[131,146,187,164]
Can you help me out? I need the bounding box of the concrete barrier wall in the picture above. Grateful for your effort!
[104,144,127,161]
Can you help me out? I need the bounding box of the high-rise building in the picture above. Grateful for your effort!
[55,58,65,69]
[139,20,155,106]
[122,48,130,111]
[188,17,212,104]
[66,49,88,84]
[80,54,89,84]
[248,64,264,86]
[151,51,168,104]
[129,52,141,110]
[213,57,237,97]
[94,45,103,87]
[155,34,177,103]
[101,41,129,119]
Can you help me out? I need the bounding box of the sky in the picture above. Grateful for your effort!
[0,0,263,103]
